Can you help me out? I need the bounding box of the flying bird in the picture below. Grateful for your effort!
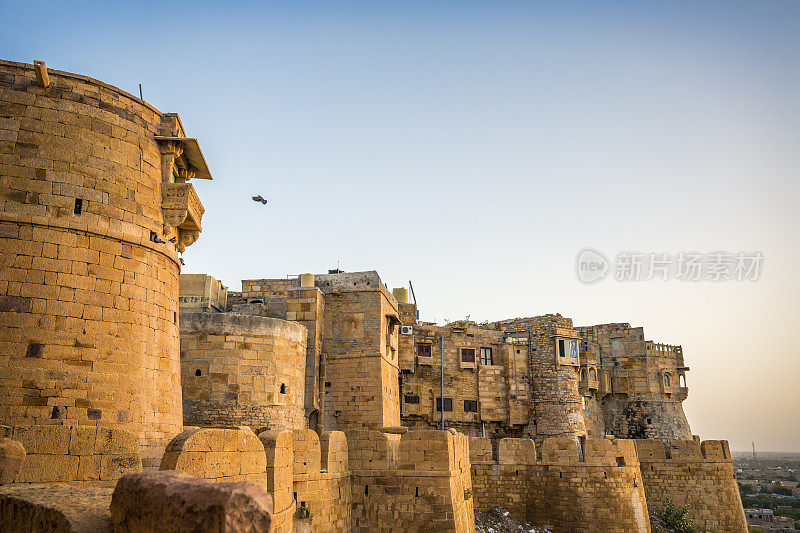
[252,195,267,205]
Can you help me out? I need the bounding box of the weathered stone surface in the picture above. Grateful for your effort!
[0,59,210,469]
[7,425,141,485]
[0,438,25,483]
[110,471,272,533]
[159,426,267,488]
[0,483,113,533]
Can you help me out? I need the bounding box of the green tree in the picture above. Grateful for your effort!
[656,499,696,533]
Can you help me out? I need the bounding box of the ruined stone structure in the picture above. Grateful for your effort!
[0,60,747,533]
[0,59,210,468]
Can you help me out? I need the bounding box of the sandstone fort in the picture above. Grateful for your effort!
[0,59,748,532]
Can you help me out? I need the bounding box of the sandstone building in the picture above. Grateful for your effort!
[397,310,692,444]
[0,60,747,533]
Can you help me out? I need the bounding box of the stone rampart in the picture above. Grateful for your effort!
[159,426,267,488]
[470,436,650,533]
[349,429,475,532]
[634,438,747,533]
[1,425,141,486]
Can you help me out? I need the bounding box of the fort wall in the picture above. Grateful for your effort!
[634,439,747,533]
[289,429,351,532]
[347,429,475,532]
[1,425,141,486]
[179,311,307,430]
[0,59,209,468]
[159,426,267,488]
[470,436,650,533]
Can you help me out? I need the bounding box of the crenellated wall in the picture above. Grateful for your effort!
[347,429,475,532]
[258,428,351,532]
[288,429,351,532]
[158,426,268,488]
[470,436,650,533]
[634,438,747,533]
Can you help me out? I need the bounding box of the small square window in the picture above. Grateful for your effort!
[417,345,432,357]
[558,339,579,359]
[461,348,475,363]
[436,397,453,412]
[463,399,478,413]
[404,394,420,404]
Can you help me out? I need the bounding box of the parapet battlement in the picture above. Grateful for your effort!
[469,436,639,467]
[634,438,732,462]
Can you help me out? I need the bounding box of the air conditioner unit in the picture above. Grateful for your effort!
[400,326,414,335]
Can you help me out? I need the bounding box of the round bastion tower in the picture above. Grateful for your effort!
[0,60,211,467]
[526,315,587,444]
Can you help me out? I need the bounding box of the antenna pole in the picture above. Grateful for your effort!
[409,280,417,305]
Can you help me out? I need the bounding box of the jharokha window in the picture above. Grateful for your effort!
[461,348,476,363]
[417,344,432,358]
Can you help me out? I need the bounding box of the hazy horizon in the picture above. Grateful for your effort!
[2,1,798,452]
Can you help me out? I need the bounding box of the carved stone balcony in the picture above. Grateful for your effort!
[161,182,204,252]
[579,378,600,396]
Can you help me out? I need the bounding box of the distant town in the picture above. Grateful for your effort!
[734,451,800,531]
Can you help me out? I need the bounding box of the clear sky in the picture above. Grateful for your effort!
[2,1,798,451]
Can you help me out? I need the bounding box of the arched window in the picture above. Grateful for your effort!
[679,374,686,388]
[580,368,586,381]
[663,373,671,388]
[280,383,286,394]
[589,368,597,381]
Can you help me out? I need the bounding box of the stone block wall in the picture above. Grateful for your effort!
[634,438,747,533]
[322,288,400,431]
[179,311,307,431]
[260,429,296,533]
[289,430,351,532]
[349,429,475,532]
[286,287,324,428]
[0,59,209,468]
[1,425,141,486]
[259,429,351,533]
[179,273,227,312]
[159,426,267,488]
[470,436,650,533]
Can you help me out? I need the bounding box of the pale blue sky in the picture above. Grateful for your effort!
[2,1,798,451]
